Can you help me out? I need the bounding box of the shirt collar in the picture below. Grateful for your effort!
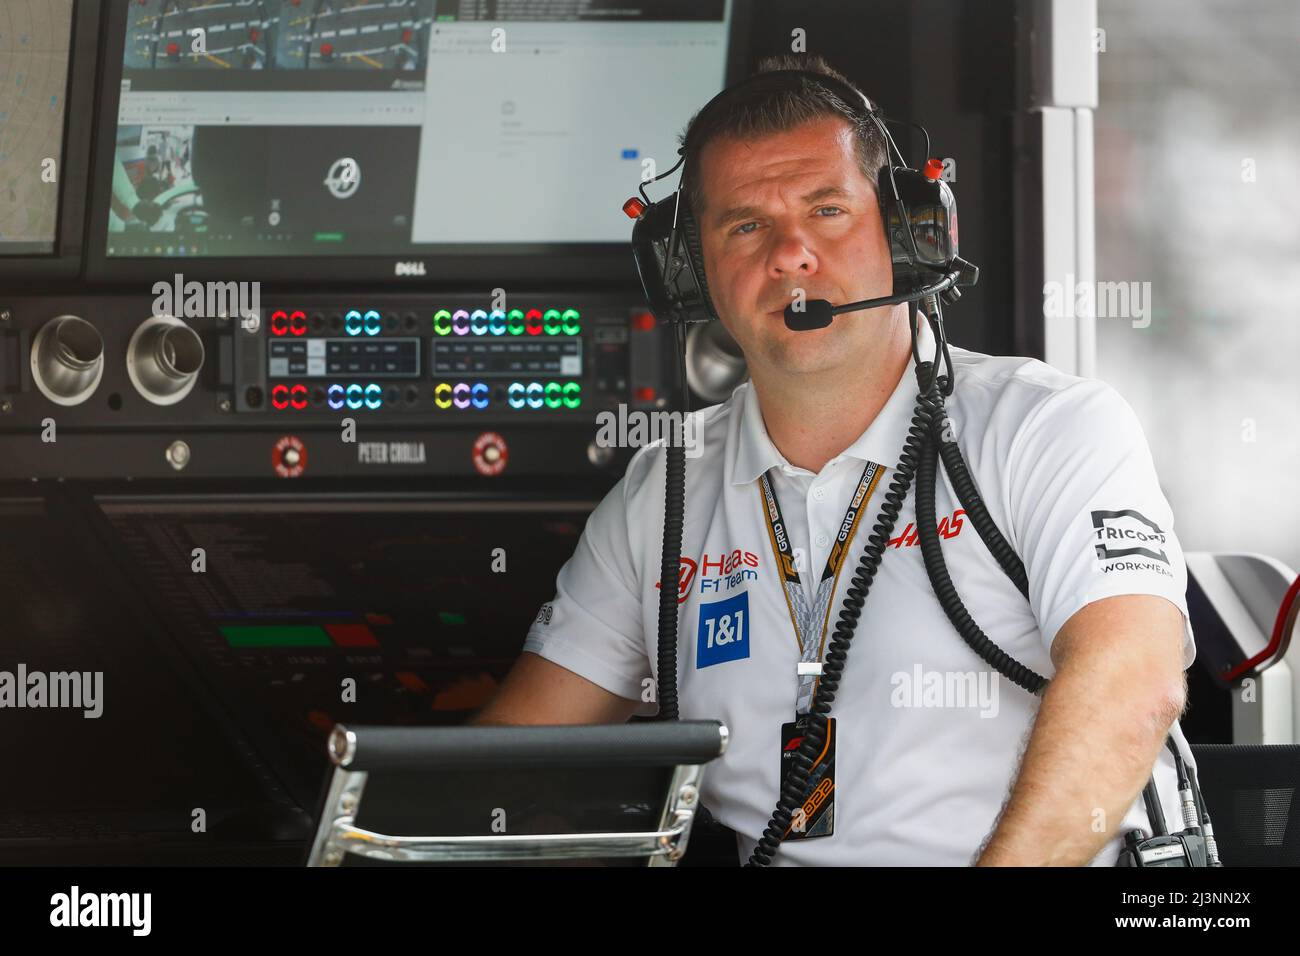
[730,316,938,486]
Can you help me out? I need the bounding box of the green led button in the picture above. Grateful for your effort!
[220,624,331,648]
[544,381,563,408]
[542,309,562,335]
[561,308,581,335]
[507,309,525,335]
[433,309,452,335]
[562,381,581,409]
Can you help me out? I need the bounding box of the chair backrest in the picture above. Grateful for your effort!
[1189,743,1300,866]
[306,721,729,867]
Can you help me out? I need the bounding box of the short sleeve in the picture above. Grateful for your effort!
[1006,380,1196,669]
[521,472,651,701]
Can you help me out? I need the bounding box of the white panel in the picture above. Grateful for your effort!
[1039,107,1077,373]
[1232,666,1294,745]
[1073,108,1096,378]
[1049,0,1099,108]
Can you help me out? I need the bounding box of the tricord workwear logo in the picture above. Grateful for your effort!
[1091,509,1169,564]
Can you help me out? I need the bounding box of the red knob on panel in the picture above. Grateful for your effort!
[622,197,646,219]
[923,158,945,182]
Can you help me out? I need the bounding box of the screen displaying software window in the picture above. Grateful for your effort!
[104,0,733,259]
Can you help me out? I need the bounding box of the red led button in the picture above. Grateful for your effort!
[272,435,307,478]
[623,197,646,219]
[635,386,656,402]
[923,158,945,182]
[632,311,656,331]
[472,432,508,477]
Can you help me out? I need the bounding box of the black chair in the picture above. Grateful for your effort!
[1189,743,1300,866]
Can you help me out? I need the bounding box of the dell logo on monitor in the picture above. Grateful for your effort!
[394,261,427,277]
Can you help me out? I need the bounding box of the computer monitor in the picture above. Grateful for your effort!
[0,0,97,278]
[86,0,749,283]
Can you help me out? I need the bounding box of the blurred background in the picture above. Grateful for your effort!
[1094,0,1300,571]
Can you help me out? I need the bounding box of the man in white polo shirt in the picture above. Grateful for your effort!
[473,55,1197,867]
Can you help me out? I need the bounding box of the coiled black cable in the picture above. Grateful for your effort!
[746,301,934,865]
[915,375,1047,696]
[656,441,685,722]
[747,298,1050,864]
[655,320,691,722]
[922,298,1030,600]
[746,299,1194,865]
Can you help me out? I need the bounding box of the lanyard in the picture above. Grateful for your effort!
[757,460,884,714]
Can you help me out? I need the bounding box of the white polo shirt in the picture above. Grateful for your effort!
[523,318,1199,866]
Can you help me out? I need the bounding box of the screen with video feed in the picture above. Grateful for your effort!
[0,0,73,256]
[102,0,733,260]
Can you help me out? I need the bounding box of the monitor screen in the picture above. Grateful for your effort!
[101,0,734,261]
[0,0,74,256]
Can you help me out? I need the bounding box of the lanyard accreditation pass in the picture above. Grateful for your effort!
[757,460,884,714]
[757,460,883,840]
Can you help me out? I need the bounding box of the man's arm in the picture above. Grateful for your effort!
[974,593,1188,866]
[468,651,643,726]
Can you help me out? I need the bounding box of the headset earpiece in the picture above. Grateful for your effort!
[677,198,716,319]
[628,187,718,324]
[877,163,960,296]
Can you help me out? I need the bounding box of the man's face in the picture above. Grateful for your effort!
[695,116,898,378]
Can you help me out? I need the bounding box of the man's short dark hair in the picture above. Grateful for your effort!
[678,54,890,223]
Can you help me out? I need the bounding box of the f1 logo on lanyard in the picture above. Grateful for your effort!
[781,713,836,839]
[758,460,884,840]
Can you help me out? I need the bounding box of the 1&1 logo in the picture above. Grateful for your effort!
[696,592,750,668]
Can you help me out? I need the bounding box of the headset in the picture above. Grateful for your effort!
[622,68,1218,868]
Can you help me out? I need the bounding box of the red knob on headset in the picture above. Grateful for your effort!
[622,197,647,219]
[922,158,945,182]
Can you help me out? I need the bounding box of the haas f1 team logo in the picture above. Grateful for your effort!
[655,557,698,604]
[654,550,759,604]
[888,509,966,548]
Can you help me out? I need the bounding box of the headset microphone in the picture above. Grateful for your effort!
[784,257,980,333]
[783,299,835,331]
